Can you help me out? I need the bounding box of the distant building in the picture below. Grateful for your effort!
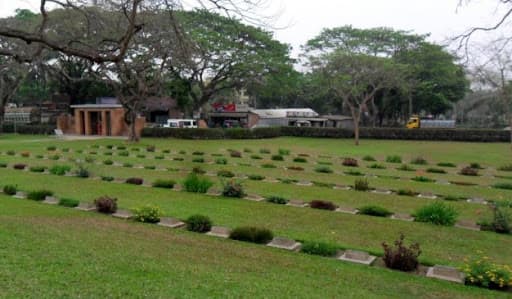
[4,107,39,124]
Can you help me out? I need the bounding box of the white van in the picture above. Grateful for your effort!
[163,119,198,128]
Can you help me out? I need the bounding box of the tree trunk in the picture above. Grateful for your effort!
[0,105,4,134]
[348,105,361,146]
[128,111,139,143]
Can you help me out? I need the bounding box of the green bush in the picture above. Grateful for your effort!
[173,157,184,161]
[6,150,15,156]
[47,146,56,151]
[397,164,415,171]
[498,164,512,172]
[3,185,17,195]
[310,200,337,211]
[250,155,262,160]
[144,165,156,170]
[293,157,308,163]
[106,145,114,149]
[344,170,364,176]
[414,202,458,226]
[101,176,115,182]
[103,159,114,165]
[221,180,245,198]
[137,154,146,159]
[301,241,339,257]
[133,205,162,223]
[217,170,235,178]
[261,163,276,169]
[462,255,512,289]
[260,148,271,154]
[358,205,392,217]
[470,162,484,169]
[94,196,118,214]
[437,162,456,168]
[123,162,133,168]
[104,152,113,156]
[362,155,376,162]
[186,215,212,233]
[492,182,512,190]
[0,162,7,168]
[192,167,206,174]
[426,168,446,174]
[27,190,54,201]
[278,148,290,156]
[58,198,79,208]
[317,161,332,166]
[271,155,284,161]
[386,155,402,163]
[229,226,274,244]
[230,150,242,158]
[192,158,205,163]
[248,174,265,181]
[215,157,228,165]
[85,156,95,163]
[411,176,435,183]
[315,166,333,173]
[266,196,288,205]
[117,145,127,150]
[479,205,511,234]
[118,151,130,157]
[126,178,143,185]
[49,165,71,176]
[354,178,370,191]
[192,151,204,156]
[75,166,90,178]
[382,234,421,272]
[183,173,213,193]
[368,163,386,169]
[459,167,479,176]
[243,148,253,153]
[29,166,46,173]
[49,155,60,160]
[154,155,165,160]
[162,149,170,154]
[152,179,176,189]
[397,189,417,196]
[410,157,428,165]
[312,181,335,188]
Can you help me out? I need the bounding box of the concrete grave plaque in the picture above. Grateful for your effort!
[43,196,59,205]
[338,250,376,265]
[371,189,392,195]
[172,185,183,192]
[417,193,437,199]
[13,191,27,199]
[333,185,351,191]
[436,179,451,185]
[236,175,248,180]
[455,220,481,231]
[112,210,133,220]
[206,226,231,238]
[207,189,222,196]
[75,203,96,212]
[286,199,308,208]
[244,194,265,202]
[205,172,217,177]
[296,181,313,187]
[335,207,358,215]
[267,237,301,251]
[426,265,464,283]
[391,213,414,222]
[158,217,185,229]
[134,165,144,169]
[263,178,280,183]
[466,198,487,205]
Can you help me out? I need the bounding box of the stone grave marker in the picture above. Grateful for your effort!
[75,202,96,212]
[335,207,358,215]
[296,181,313,187]
[333,185,351,191]
[455,220,481,231]
[417,192,437,199]
[390,213,414,222]
[466,198,487,205]
[43,196,59,205]
[267,237,301,251]
[338,250,376,265]
[426,265,464,284]
[158,217,185,229]
[207,189,222,197]
[206,226,231,238]
[172,185,183,192]
[205,172,217,177]
[244,194,265,202]
[13,191,27,199]
[263,178,280,183]
[286,199,308,208]
[112,210,133,220]
[371,189,392,195]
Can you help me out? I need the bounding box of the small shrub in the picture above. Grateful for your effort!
[250,155,262,160]
[498,164,512,172]
[58,198,80,208]
[266,196,288,205]
[229,226,273,244]
[293,157,308,163]
[123,163,133,168]
[137,154,146,159]
[312,181,335,188]
[271,155,284,161]
[173,157,184,161]
[117,146,127,150]
[462,255,512,289]
[309,200,337,211]
[144,165,156,170]
[386,155,402,163]
[133,205,162,223]
[279,178,297,184]
[13,163,27,170]
[301,241,339,257]
[414,202,458,226]
[243,148,253,153]
[397,164,415,171]
[3,185,17,195]
[354,178,370,191]
[75,166,90,178]
[342,158,358,167]
[460,167,479,176]
[344,170,364,176]
[230,150,242,158]
[493,182,512,190]
[426,168,446,174]
[146,145,156,152]
[178,150,186,154]
[259,148,271,154]
[358,205,392,217]
[261,163,276,169]
[192,158,205,163]
[217,170,235,178]
[0,162,6,168]
[186,215,212,233]
[27,190,53,201]
[104,152,113,156]
[162,149,170,154]
[397,189,417,196]
[29,166,46,173]
[437,162,456,168]
[368,163,386,169]
[183,173,213,193]
[152,179,176,189]
[131,147,140,152]
[6,150,15,156]
[362,155,376,162]
[479,204,511,234]
[106,145,114,149]
[126,178,143,185]
[192,167,206,174]
[410,157,428,165]
[155,155,165,160]
[382,234,421,272]
[298,153,310,157]
[21,151,30,157]
[215,157,228,165]
[315,166,333,173]
[278,148,290,156]
[287,166,304,171]
[411,176,435,183]
[101,176,114,182]
[470,162,484,169]
[46,146,56,151]
[192,151,204,156]
[103,159,113,165]
[49,155,60,160]
[89,151,98,155]
[443,195,461,201]
[317,161,332,166]
[248,174,265,181]
[85,156,95,163]
[221,180,245,198]
[94,196,117,214]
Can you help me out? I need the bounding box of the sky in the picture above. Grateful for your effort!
[0,0,509,58]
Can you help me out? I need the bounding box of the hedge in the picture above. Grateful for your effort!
[142,126,510,142]
[2,124,56,135]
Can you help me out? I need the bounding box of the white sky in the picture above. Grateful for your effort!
[0,0,510,58]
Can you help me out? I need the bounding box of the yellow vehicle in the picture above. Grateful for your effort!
[406,115,456,129]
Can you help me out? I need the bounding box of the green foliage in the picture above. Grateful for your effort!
[426,168,446,174]
[154,155,165,160]
[293,157,308,163]
[101,176,114,182]
[215,157,228,165]
[261,163,276,169]
[103,159,113,165]
[354,178,370,191]
[301,241,339,257]
[271,155,284,161]
[368,163,386,169]
[344,170,364,176]
[104,152,113,156]
[362,155,376,162]
[6,150,15,156]
[0,162,7,168]
[123,163,133,168]
[29,166,46,173]
[186,215,212,233]
[58,198,80,208]
[411,176,435,183]
[46,146,57,151]
[479,205,511,234]
[230,150,242,158]
[183,173,213,193]
[94,196,118,214]
[278,148,290,156]
[259,148,271,154]
[248,174,265,181]
[250,155,262,160]
[221,180,245,198]
[397,189,417,196]
[192,158,205,163]
[414,202,458,226]
[192,167,206,174]
[460,167,479,176]
[49,165,71,176]
[410,157,428,165]
[386,155,402,163]
[462,255,512,289]
[358,205,392,217]
[470,162,484,169]
[192,151,204,156]
[498,164,512,172]
[382,234,421,272]
[492,182,512,190]
[265,196,288,205]
[75,165,90,178]
[315,166,333,173]
[152,180,176,189]
[27,190,53,201]
[133,205,162,223]
[144,165,156,170]
[229,226,274,244]
[3,185,17,195]
[217,170,235,178]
